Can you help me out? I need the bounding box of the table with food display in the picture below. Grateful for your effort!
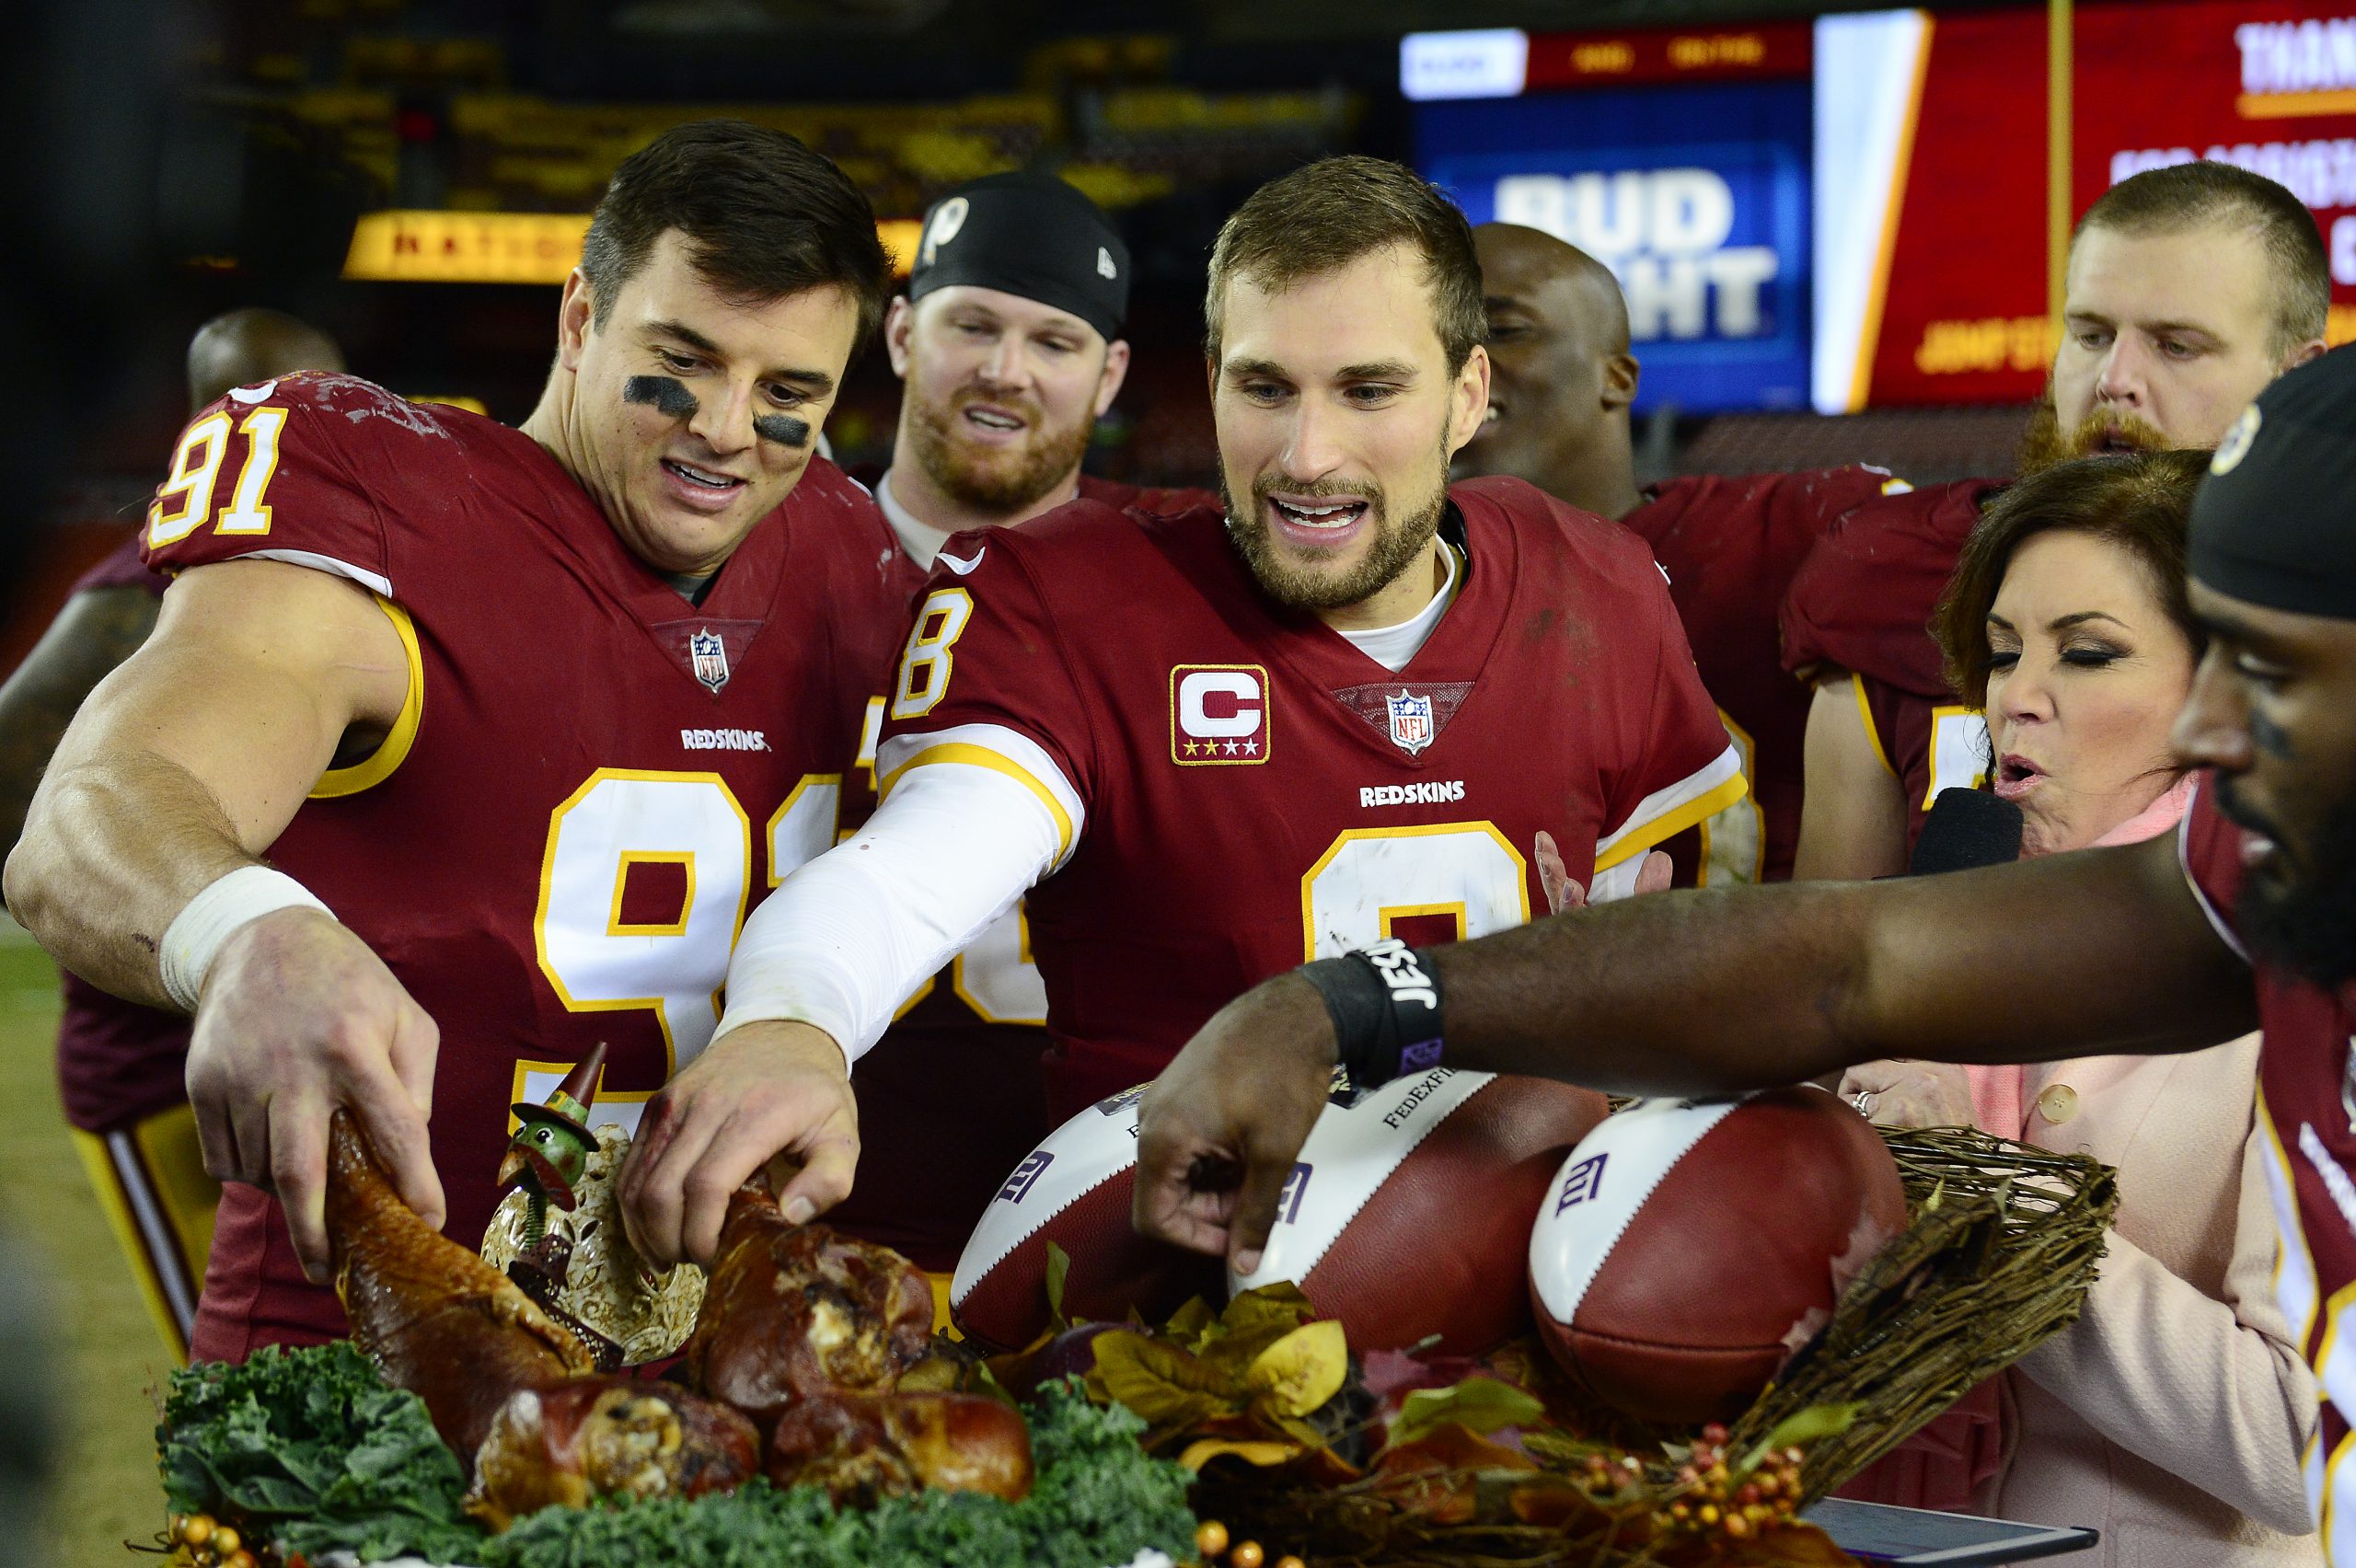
[149,1062,2113,1568]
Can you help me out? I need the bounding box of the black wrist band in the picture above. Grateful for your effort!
[1297,938,1446,1092]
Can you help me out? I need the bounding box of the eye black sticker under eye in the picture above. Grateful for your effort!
[624,375,699,418]
[754,413,812,448]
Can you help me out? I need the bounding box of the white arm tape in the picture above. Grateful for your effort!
[716,759,1065,1061]
[158,865,337,1012]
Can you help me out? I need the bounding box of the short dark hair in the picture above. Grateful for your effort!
[2077,162,2328,358]
[1934,448,2211,707]
[1206,156,1485,375]
[579,120,892,349]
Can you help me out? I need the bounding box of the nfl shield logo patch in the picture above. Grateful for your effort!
[689,627,730,694]
[1385,689,1434,755]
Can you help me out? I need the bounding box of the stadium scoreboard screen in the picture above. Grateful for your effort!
[1407,4,2356,415]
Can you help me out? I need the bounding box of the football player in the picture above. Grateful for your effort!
[1456,224,1905,883]
[1784,161,2328,879]
[1132,345,2356,1562]
[4,121,904,1360]
[828,172,1216,1282]
[617,156,1746,1268]
[0,308,342,1361]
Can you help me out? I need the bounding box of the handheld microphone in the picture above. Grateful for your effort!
[1909,787,2025,876]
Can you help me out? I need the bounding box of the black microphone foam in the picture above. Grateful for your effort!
[1909,787,2024,876]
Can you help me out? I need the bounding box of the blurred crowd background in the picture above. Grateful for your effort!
[6,2,2356,1561]
[25,0,2356,668]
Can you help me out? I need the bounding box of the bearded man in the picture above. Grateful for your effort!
[612,156,1745,1269]
[824,171,1214,1288]
[1784,160,2328,878]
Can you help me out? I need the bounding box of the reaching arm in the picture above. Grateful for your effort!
[6,559,407,998]
[3,558,442,1279]
[0,583,161,883]
[1134,831,2258,1270]
[1793,674,1909,881]
[618,751,1066,1266]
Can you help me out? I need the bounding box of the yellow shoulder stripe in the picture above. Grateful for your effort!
[877,742,1074,861]
[312,596,423,799]
[1592,772,1750,872]
[1849,673,1898,780]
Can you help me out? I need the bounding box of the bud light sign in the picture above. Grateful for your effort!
[1417,79,1812,412]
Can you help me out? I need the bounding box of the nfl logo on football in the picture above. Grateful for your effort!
[1386,689,1434,755]
[689,628,730,694]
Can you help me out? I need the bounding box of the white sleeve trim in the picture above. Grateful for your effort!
[1592,744,1747,871]
[228,548,393,599]
[876,721,1088,872]
[2179,777,2251,965]
[716,759,1063,1060]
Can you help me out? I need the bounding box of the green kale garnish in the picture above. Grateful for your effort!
[159,1352,1197,1568]
[160,1342,482,1562]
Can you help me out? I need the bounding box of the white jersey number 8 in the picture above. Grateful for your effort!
[1300,822,1531,960]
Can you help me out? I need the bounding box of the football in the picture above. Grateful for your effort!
[1230,1068,1612,1355]
[1527,1087,1910,1425]
[950,1085,1225,1351]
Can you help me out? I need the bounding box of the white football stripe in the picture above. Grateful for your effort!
[1230,1068,1494,1296]
[1527,1095,1749,1324]
[951,1088,1144,1306]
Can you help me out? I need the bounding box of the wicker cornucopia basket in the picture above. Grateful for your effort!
[1182,1124,2119,1567]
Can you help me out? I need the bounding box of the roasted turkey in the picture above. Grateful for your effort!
[326,1113,593,1461]
[470,1375,761,1528]
[677,1183,934,1427]
[767,1390,1034,1505]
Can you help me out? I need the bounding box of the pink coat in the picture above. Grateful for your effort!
[1842,778,2320,1564]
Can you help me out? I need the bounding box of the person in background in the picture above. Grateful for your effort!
[617,156,1740,1265]
[1457,224,1905,883]
[1786,161,2328,881]
[1836,451,2317,1564]
[1130,348,2356,1562]
[0,308,343,1361]
[828,171,1214,1295]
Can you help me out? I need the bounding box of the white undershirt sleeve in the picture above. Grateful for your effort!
[715,757,1068,1061]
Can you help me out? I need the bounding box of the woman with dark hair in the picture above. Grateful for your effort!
[1835,451,2320,1564]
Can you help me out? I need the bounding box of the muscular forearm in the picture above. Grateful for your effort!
[1422,842,2257,1096]
[6,748,262,1007]
[5,560,405,1006]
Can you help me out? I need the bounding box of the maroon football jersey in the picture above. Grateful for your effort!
[2179,777,2356,1552]
[874,475,1743,1121]
[1625,467,1900,882]
[1847,672,1992,854]
[1779,478,2004,698]
[824,476,1218,1272]
[140,372,905,1359]
[50,534,192,1132]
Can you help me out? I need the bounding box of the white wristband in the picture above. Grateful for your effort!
[159,866,336,1012]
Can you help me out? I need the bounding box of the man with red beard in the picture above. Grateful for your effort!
[1785,161,2328,878]
[1455,223,1905,882]
[826,172,1214,1288]
[615,156,1744,1269]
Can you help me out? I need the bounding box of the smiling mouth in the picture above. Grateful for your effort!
[664,458,743,491]
[962,406,1026,433]
[1268,497,1369,531]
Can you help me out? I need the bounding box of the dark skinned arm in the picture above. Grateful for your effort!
[1133,831,2256,1272]
[0,585,161,892]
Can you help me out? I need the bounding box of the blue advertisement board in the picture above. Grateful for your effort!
[1417,79,1813,413]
